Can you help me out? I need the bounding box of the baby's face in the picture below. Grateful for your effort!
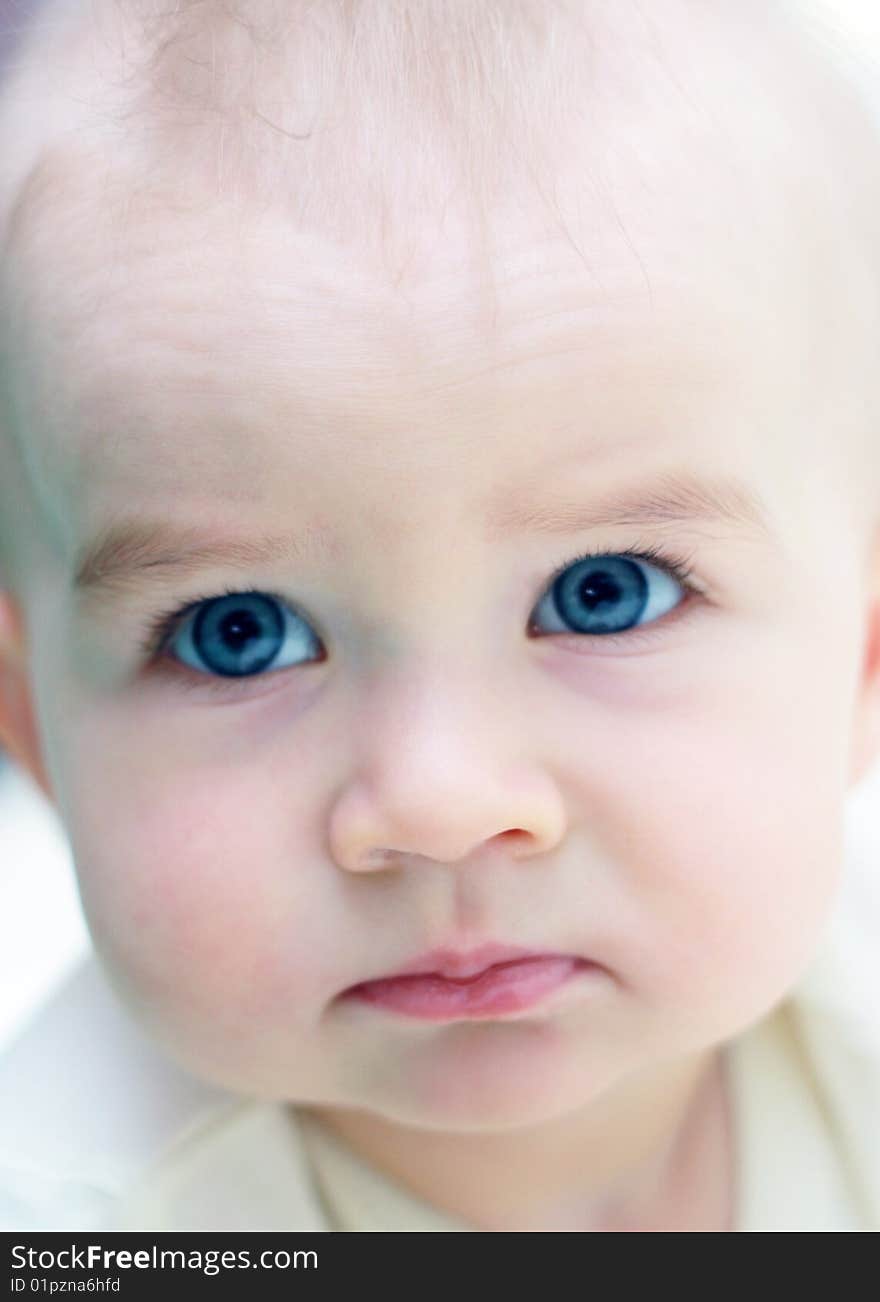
[3,5,880,1128]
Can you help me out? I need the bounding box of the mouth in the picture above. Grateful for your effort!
[362,943,573,982]
[341,943,602,1021]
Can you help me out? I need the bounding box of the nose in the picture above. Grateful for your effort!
[326,662,568,872]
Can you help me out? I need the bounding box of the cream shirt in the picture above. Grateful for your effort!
[1,815,878,1233]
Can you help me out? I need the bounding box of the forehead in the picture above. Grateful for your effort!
[0,3,873,560]
[3,143,813,513]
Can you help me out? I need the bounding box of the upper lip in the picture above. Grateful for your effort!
[357,943,576,983]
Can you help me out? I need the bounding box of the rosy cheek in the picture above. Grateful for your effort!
[69,770,286,1006]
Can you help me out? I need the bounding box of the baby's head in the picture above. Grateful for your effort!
[1,0,880,1133]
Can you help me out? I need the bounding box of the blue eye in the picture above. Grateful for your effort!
[138,543,699,691]
[163,590,322,679]
[529,548,693,639]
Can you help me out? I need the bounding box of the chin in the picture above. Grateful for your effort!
[360,1018,615,1133]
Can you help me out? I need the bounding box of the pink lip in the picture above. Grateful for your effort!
[380,943,551,981]
[342,945,600,1021]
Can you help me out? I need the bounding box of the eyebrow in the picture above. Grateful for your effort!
[485,468,774,542]
[74,520,338,607]
[73,468,775,608]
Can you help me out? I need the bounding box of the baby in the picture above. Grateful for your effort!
[0,0,879,1233]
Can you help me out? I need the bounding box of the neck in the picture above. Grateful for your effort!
[299,1046,735,1232]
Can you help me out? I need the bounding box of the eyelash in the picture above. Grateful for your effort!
[135,541,702,695]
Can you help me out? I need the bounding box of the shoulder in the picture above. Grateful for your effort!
[116,1100,333,1231]
[0,953,238,1231]
[786,790,880,1226]
[796,790,880,1038]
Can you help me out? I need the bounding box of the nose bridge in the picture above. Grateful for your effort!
[355,528,488,661]
[358,649,514,800]
[327,650,568,870]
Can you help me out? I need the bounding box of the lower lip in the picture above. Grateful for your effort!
[343,956,596,1021]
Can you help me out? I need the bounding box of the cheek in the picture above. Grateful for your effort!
[629,747,844,1018]
[572,642,851,1028]
[58,744,329,1038]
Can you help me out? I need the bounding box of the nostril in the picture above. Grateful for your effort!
[357,832,529,871]
[493,829,529,853]
[362,848,396,869]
